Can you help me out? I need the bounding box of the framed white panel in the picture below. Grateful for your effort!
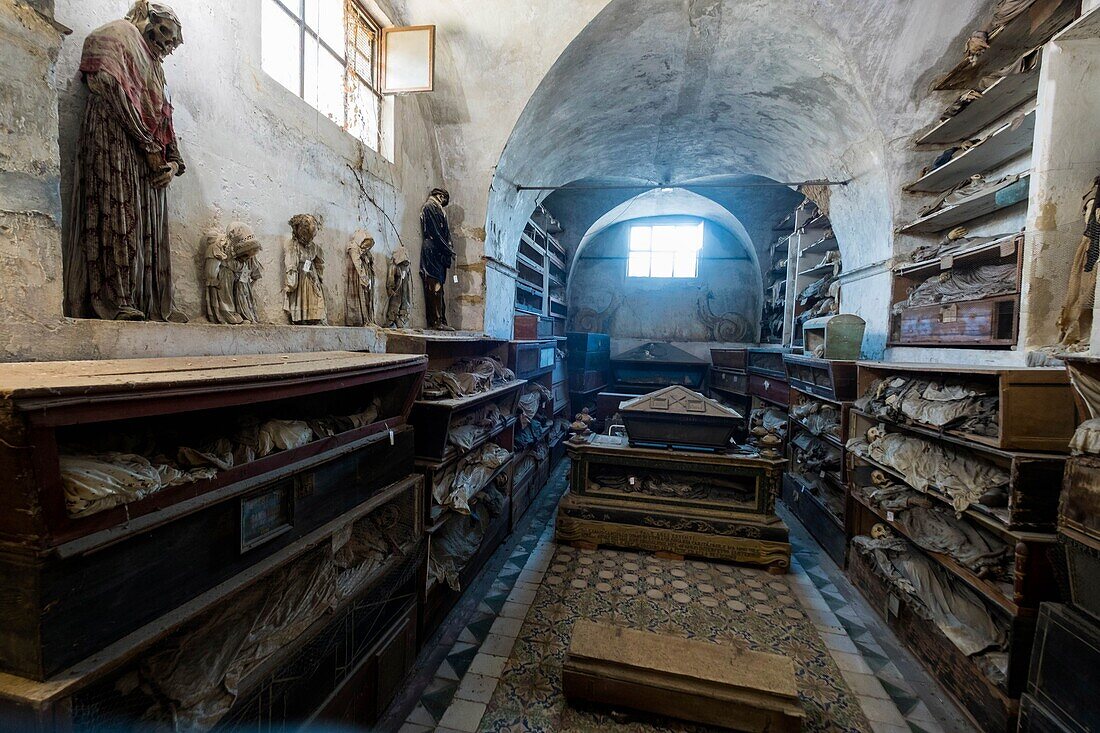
[381,25,435,94]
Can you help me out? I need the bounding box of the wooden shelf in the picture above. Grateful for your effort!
[933,0,1079,91]
[416,379,526,412]
[901,173,1030,233]
[895,233,1020,277]
[849,490,1019,616]
[784,472,844,530]
[1055,3,1100,40]
[907,111,1036,193]
[799,261,838,279]
[918,52,1041,146]
[847,444,1013,534]
[800,235,839,256]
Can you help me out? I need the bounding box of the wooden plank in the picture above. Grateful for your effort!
[563,621,803,733]
[918,53,1041,146]
[0,352,424,397]
[933,0,1078,91]
[901,175,1030,233]
[907,111,1036,193]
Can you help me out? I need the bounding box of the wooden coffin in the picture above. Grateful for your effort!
[783,354,858,402]
[890,294,1019,347]
[802,314,865,360]
[609,343,707,391]
[855,361,1076,453]
[563,621,803,733]
[509,340,556,379]
[746,347,789,379]
[710,367,750,396]
[1023,602,1100,733]
[619,386,742,451]
[596,391,633,422]
[513,314,554,341]
[710,347,748,371]
[781,472,847,568]
[1059,455,1100,541]
[0,479,424,731]
[568,435,782,517]
[0,447,419,681]
[0,352,425,551]
[749,373,790,408]
[1057,527,1100,625]
[847,542,1029,733]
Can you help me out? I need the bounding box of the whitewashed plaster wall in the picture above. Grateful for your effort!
[0,0,446,362]
[399,0,993,358]
[568,217,761,343]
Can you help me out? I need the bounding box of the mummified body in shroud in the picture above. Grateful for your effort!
[64,2,188,322]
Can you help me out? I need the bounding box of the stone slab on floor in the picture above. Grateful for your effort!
[563,620,803,732]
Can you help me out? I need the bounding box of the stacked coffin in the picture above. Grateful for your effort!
[557,386,791,573]
[844,361,1074,732]
[0,352,428,731]
[385,333,523,636]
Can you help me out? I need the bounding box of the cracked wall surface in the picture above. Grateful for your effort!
[0,0,446,361]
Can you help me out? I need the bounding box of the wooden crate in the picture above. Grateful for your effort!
[783,354,858,402]
[891,295,1020,347]
[1023,602,1100,733]
[710,348,748,370]
[749,374,790,408]
[570,370,609,393]
[566,332,610,354]
[855,362,1076,453]
[710,367,749,396]
[513,314,554,341]
[746,347,789,379]
[509,340,556,380]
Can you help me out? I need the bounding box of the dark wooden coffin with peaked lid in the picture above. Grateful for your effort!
[619,386,742,451]
[609,343,707,391]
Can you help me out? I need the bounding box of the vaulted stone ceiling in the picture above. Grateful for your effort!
[398,0,991,333]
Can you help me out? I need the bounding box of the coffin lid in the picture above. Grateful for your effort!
[619,386,742,419]
[612,342,705,365]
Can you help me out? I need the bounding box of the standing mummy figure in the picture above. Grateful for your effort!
[345,230,377,327]
[64,1,187,322]
[420,188,456,331]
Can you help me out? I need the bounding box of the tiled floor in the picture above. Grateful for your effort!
[382,464,976,733]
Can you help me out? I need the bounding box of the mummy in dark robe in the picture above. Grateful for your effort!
[420,188,456,330]
[63,2,187,322]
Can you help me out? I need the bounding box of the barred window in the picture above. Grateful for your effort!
[628,222,704,279]
[261,0,383,152]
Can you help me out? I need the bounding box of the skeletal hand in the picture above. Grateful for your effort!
[151,162,178,189]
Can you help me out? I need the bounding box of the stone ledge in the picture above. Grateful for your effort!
[0,319,384,363]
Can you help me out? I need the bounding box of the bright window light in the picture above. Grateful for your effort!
[628,222,704,278]
[262,0,384,153]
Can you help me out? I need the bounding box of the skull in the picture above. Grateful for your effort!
[145,12,183,59]
[870,523,892,540]
[870,470,892,488]
[866,425,887,444]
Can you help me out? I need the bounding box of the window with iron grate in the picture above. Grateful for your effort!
[261,0,383,153]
